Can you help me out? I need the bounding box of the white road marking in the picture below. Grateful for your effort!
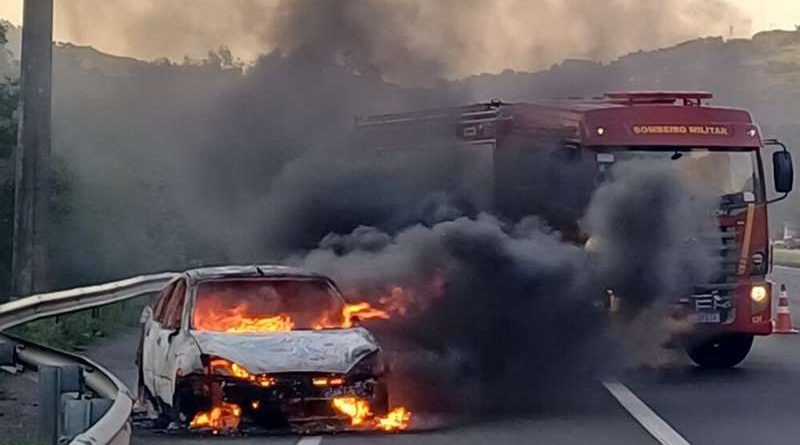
[296,436,323,445]
[602,380,690,445]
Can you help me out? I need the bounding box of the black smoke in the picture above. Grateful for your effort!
[52,0,748,84]
[1,0,736,417]
[292,161,719,415]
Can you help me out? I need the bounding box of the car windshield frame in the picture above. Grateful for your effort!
[592,146,765,203]
[189,277,347,332]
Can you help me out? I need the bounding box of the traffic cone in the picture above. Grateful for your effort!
[773,284,798,334]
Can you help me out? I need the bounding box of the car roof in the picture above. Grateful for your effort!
[183,265,327,284]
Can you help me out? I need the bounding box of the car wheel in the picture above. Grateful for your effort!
[134,348,162,422]
[147,384,187,429]
[172,383,201,427]
[371,379,390,416]
[686,334,753,369]
[151,395,174,430]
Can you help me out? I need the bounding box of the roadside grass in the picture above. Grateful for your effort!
[8,295,150,351]
[773,248,800,268]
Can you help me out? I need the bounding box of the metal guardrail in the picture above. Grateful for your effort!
[0,272,176,445]
[0,273,176,331]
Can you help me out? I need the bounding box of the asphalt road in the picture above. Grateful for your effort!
[84,265,800,445]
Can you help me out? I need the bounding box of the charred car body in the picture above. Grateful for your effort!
[136,265,389,430]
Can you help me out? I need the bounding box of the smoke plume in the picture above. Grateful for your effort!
[53,0,749,84]
[0,0,757,419]
[292,161,719,414]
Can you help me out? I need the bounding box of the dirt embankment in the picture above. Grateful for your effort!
[0,373,39,445]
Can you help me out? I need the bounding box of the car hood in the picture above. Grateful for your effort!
[190,328,380,374]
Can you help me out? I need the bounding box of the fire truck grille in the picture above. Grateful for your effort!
[684,225,740,325]
[710,225,739,283]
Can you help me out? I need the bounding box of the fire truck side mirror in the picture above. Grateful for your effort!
[773,150,793,194]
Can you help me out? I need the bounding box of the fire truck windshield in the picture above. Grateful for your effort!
[597,147,760,200]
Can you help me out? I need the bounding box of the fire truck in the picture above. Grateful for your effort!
[355,91,794,368]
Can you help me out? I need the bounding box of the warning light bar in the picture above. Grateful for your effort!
[604,91,713,106]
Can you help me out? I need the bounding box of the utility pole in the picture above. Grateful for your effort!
[12,0,53,297]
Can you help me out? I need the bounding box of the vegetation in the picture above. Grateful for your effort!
[773,249,800,268]
[0,23,134,352]
[9,295,149,351]
[1,23,800,342]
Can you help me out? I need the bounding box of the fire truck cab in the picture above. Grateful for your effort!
[355,91,794,368]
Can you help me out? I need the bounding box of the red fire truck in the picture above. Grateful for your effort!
[355,91,794,368]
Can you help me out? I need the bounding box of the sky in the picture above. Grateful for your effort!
[730,0,800,31]
[0,0,799,80]
[3,0,798,31]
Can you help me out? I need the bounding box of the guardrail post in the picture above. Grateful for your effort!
[59,364,91,441]
[61,398,91,442]
[61,397,114,441]
[90,398,113,422]
[0,341,16,366]
[39,365,61,445]
[59,365,85,393]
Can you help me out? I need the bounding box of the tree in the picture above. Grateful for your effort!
[0,76,18,295]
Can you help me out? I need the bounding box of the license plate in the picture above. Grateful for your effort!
[690,312,721,324]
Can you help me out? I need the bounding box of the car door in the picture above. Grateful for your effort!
[141,281,176,396]
[152,279,187,403]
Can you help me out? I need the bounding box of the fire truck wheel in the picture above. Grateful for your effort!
[686,334,754,369]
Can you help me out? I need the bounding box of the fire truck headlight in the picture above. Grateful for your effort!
[751,285,768,303]
[596,126,606,136]
[585,236,605,252]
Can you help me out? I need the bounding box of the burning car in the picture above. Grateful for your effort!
[135,265,409,432]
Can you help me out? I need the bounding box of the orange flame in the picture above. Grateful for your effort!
[378,286,414,315]
[194,286,413,333]
[189,402,241,431]
[332,396,373,426]
[331,396,411,431]
[225,313,294,333]
[210,359,276,386]
[194,301,295,333]
[377,406,412,431]
[342,302,390,327]
[210,359,251,379]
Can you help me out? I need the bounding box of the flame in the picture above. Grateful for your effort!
[311,301,393,330]
[194,301,295,333]
[342,302,390,327]
[332,396,373,426]
[312,376,344,386]
[331,396,411,431]
[210,359,252,379]
[210,359,276,386]
[378,286,413,315]
[194,285,414,333]
[189,402,241,431]
[376,407,412,431]
[225,313,295,333]
[316,287,412,329]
